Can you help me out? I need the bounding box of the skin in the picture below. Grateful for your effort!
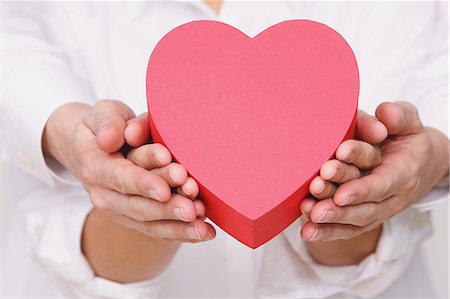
[204,0,223,13]
[44,99,449,281]
[42,0,450,280]
[43,101,215,282]
[302,102,449,265]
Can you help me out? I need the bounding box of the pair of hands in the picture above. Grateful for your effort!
[44,100,448,245]
[44,100,215,242]
[302,102,448,241]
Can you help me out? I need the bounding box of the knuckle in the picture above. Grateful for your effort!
[358,203,377,226]
[350,165,361,179]
[390,197,406,217]
[79,164,95,185]
[89,189,111,211]
[372,173,391,200]
[403,175,418,193]
[364,148,378,168]
[95,99,113,110]
[318,227,331,241]
[112,172,127,194]
[113,163,133,194]
[408,103,420,119]
[128,196,146,221]
[98,99,119,107]
[161,201,175,220]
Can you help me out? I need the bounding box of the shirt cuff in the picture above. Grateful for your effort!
[28,190,165,298]
[411,185,449,212]
[282,208,431,298]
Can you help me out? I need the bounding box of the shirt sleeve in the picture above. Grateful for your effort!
[25,183,165,298]
[257,4,446,298]
[1,2,95,187]
[257,209,431,298]
[402,2,449,212]
[3,3,166,297]
[352,2,449,212]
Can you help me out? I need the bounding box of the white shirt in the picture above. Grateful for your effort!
[2,1,448,298]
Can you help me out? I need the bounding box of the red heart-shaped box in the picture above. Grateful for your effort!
[146,20,359,248]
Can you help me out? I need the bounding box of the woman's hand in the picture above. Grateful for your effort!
[43,100,215,242]
[302,102,449,243]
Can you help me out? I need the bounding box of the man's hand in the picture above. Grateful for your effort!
[301,102,449,242]
[43,100,215,242]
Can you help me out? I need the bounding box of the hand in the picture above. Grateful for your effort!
[301,102,449,242]
[43,100,215,242]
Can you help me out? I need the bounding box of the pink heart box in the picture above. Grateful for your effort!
[146,20,359,248]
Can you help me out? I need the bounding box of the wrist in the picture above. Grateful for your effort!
[42,102,92,172]
[425,127,449,184]
[304,225,382,266]
[82,209,180,282]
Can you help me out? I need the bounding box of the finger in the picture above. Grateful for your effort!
[355,110,388,144]
[193,199,206,218]
[125,113,150,147]
[90,188,198,222]
[301,220,377,241]
[151,163,188,187]
[308,198,381,227]
[375,101,423,135]
[84,100,136,153]
[176,177,200,199]
[309,176,337,199]
[335,139,382,169]
[127,143,172,169]
[96,156,172,202]
[300,197,317,219]
[137,218,216,242]
[320,159,361,184]
[109,214,216,242]
[333,165,401,206]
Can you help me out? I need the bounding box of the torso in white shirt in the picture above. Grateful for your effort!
[2,1,447,298]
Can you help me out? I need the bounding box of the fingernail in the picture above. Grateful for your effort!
[173,207,189,222]
[169,168,180,182]
[148,188,161,201]
[341,195,356,205]
[205,230,214,240]
[185,226,201,240]
[314,180,326,193]
[340,148,352,161]
[323,167,337,180]
[181,183,192,195]
[318,209,335,223]
[310,228,325,241]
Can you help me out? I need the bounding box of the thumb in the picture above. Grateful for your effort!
[84,100,136,153]
[355,109,388,144]
[375,101,423,135]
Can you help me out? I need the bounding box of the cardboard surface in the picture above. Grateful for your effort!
[146,20,359,248]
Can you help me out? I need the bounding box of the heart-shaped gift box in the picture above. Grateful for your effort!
[146,20,359,248]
